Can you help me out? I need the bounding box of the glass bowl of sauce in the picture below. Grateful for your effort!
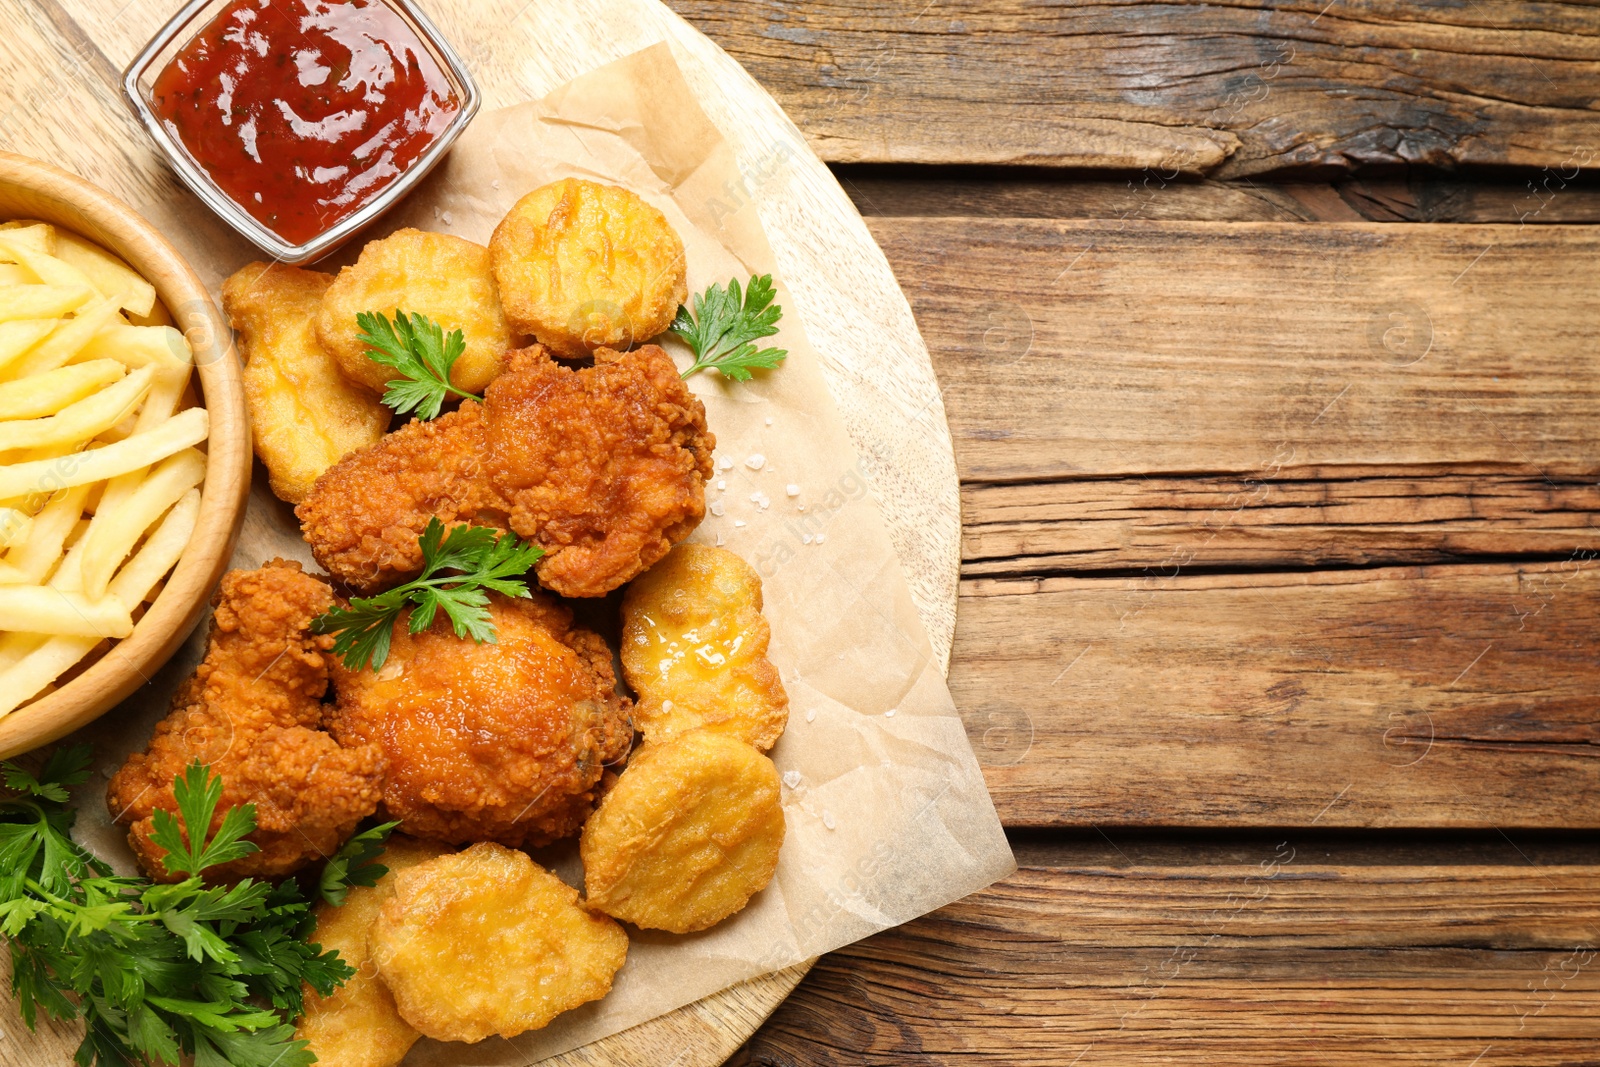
[124,0,478,263]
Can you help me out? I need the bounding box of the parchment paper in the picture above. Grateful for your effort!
[77,43,1014,1064]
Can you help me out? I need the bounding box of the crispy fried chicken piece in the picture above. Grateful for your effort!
[107,560,384,883]
[295,344,713,598]
[327,592,633,848]
[294,402,509,593]
[486,344,714,598]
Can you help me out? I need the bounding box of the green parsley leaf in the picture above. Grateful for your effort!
[149,761,260,877]
[3,742,93,802]
[319,820,400,907]
[670,274,788,381]
[311,517,544,672]
[357,309,481,419]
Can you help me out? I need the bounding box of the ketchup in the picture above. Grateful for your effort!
[152,0,459,244]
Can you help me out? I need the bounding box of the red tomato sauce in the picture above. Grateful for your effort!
[152,0,459,244]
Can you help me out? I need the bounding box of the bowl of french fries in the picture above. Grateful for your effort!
[0,152,249,759]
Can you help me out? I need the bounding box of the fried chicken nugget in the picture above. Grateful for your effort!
[372,843,628,1043]
[622,544,789,751]
[328,592,633,848]
[489,179,686,358]
[222,263,390,504]
[295,836,451,1067]
[317,228,515,395]
[107,560,385,882]
[581,731,784,933]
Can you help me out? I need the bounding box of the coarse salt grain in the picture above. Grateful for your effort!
[886,708,897,717]
[718,456,733,471]
[716,532,725,546]
[797,504,806,512]
[757,495,770,510]
[782,770,802,789]
[806,708,816,722]
[822,810,836,830]
[662,700,675,713]
[734,520,747,528]
[815,533,826,544]
[786,484,800,497]
[715,479,725,490]
[744,453,765,470]
[802,534,812,544]
[492,179,501,189]
[765,416,774,425]
[709,500,725,517]
[440,211,453,225]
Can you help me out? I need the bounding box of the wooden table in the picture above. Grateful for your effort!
[3,2,1598,1065]
[650,3,1600,1064]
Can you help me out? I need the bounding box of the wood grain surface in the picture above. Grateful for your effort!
[876,218,1600,482]
[735,840,1600,1066]
[666,0,1600,176]
[0,1,963,1066]
[958,563,1600,827]
[835,171,1600,226]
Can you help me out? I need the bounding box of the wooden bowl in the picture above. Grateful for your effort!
[0,153,249,759]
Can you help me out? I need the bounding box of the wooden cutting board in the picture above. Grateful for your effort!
[0,1,960,1064]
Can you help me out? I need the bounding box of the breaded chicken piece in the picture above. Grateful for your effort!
[107,560,385,882]
[297,343,713,598]
[621,544,789,751]
[222,263,390,504]
[489,179,686,358]
[327,592,632,848]
[295,401,508,593]
[317,229,514,396]
[295,835,451,1067]
[581,731,784,934]
[487,344,714,598]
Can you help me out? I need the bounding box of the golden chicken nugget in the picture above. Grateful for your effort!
[490,178,687,358]
[223,262,390,504]
[582,731,784,934]
[295,836,452,1067]
[371,843,627,1043]
[622,544,789,750]
[317,228,514,396]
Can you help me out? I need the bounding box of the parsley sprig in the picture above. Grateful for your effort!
[318,821,400,907]
[670,274,788,381]
[311,517,544,672]
[357,310,480,419]
[0,746,386,1067]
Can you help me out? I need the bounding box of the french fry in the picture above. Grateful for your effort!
[0,365,152,452]
[4,297,123,379]
[0,488,199,716]
[0,507,30,550]
[0,406,206,499]
[75,322,191,375]
[78,448,204,600]
[2,484,91,582]
[0,285,91,323]
[0,320,55,374]
[0,234,98,293]
[51,231,157,318]
[0,223,55,255]
[0,586,132,638]
[128,300,175,328]
[0,359,125,420]
[0,266,31,286]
